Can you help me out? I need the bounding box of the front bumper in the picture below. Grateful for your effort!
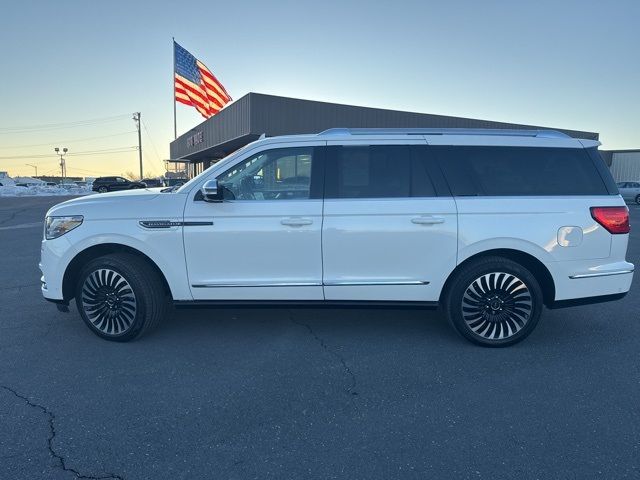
[40,236,75,301]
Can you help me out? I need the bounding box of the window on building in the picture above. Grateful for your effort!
[217,147,313,200]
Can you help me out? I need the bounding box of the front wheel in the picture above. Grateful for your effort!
[75,253,168,341]
[443,257,543,347]
[635,194,640,205]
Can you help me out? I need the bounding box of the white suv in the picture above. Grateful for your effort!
[40,128,634,346]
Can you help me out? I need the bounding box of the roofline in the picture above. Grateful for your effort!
[318,128,570,139]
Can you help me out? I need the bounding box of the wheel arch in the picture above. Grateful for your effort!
[440,248,556,307]
[62,243,172,302]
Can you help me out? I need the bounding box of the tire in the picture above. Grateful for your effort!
[635,194,640,205]
[443,256,543,347]
[98,186,108,193]
[74,253,168,341]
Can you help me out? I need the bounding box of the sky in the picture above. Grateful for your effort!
[1,0,638,178]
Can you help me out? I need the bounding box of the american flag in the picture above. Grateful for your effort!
[174,42,231,119]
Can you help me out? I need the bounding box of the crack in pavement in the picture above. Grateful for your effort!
[0,207,29,226]
[0,385,125,480]
[290,313,358,397]
[0,282,40,291]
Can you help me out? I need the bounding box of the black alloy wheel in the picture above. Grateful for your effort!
[444,256,543,347]
[75,253,167,341]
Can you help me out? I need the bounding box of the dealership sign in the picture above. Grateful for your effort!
[187,131,204,148]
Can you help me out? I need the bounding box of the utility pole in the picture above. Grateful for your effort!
[133,112,143,180]
[54,147,68,184]
[26,164,38,177]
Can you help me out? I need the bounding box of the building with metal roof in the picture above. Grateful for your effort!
[169,93,599,176]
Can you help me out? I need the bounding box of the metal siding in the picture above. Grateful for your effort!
[170,94,251,160]
[609,152,640,181]
[249,93,598,139]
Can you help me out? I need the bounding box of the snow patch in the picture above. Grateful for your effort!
[0,185,94,197]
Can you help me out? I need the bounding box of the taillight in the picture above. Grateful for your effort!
[590,206,630,234]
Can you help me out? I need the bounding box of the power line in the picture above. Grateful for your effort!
[0,131,137,149]
[64,165,119,176]
[0,114,131,134]
[0,147,138,160]
[141,119,166,172]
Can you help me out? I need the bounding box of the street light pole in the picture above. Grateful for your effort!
[133,112,143,180]
[54,147,68,184]
[25,164,38,177]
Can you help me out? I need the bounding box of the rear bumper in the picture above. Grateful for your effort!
[550,260,634,302]
[549,291,628,309]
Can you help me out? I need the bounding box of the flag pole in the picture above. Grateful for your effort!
[172,37,177,140]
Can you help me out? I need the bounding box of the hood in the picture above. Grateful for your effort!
[46,188,171,219]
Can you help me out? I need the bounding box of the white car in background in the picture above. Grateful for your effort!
[40,128,634,347]
[617,181,640,204]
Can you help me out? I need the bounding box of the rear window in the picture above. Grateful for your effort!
[436,146,611,196]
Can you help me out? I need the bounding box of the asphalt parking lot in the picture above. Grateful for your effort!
[1,196,639,480]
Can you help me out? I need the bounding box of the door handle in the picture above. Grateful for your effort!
[281,217,313,227]
[411,216,445,225]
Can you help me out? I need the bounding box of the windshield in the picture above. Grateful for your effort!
[175,140,260,193]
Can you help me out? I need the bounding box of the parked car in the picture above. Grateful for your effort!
[616,181,640,204]
[91,176,146,193]
[141,178,165,188]
[40,128,633,346]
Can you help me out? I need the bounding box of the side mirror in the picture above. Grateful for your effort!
[201,179,222,202]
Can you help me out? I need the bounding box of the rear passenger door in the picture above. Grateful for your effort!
[322,141,457,302]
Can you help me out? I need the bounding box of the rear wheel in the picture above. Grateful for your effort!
[635,194,640,205]
[98,186,108,193]
[443,257,543,347]
[75,253,168,341]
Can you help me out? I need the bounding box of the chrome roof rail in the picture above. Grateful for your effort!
[317,128,571,139]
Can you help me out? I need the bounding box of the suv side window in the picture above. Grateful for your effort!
[325,145,437,199]
[437,146,609,196]
[217,147,314,200]
[116,177,127,183]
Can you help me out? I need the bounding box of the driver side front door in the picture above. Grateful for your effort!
[183,143,325,301]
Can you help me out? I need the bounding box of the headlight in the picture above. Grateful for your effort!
[45,216,83,240]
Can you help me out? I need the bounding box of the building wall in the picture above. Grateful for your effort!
[170,93,599,163]
[609,152,640,181]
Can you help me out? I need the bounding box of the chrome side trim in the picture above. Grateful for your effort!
[140,220,213,229]
[569,270,634,279]
[192,280,430,288]
[192,282,322,288]
[323,280,430,286]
